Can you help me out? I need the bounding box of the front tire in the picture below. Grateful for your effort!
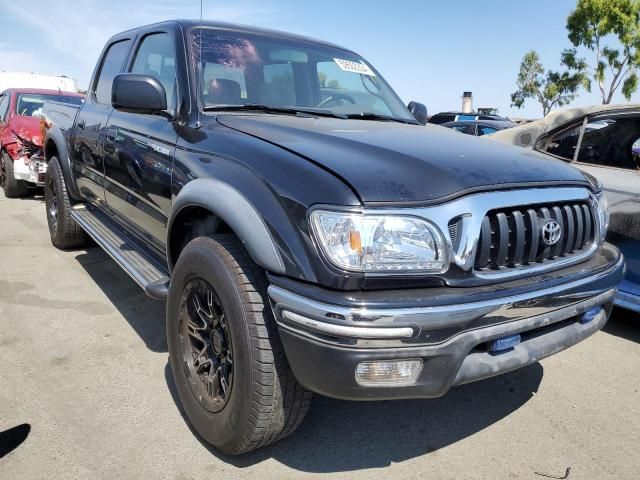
[44,157,87,249]
[167,235,311,455]
[1,151,29,198]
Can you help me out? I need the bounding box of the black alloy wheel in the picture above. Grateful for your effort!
[46,174,58,235]
[0,157,6,189]
[179,278,233,412]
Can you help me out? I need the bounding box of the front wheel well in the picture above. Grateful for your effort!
[44,139,59,162]
[168,205,233,270]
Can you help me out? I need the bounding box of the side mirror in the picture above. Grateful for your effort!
[112,73,167,114]
[408,101,428,125]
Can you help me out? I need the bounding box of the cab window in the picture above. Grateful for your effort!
[478,126,497,136]
[577,115,640,170]
[451,124,474,135]
[131,33,177,109]
[538,123,581,160]
[0,94,9,122]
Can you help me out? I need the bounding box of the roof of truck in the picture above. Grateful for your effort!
[112,19,352,52]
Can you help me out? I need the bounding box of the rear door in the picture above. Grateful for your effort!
[72,38,131,206]
[574,112,640,289]
[102,29,178,251]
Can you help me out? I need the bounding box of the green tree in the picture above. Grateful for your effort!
[511,51,586,116]
[562,0,640,103]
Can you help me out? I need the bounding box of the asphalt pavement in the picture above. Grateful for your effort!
[1,188,639,479]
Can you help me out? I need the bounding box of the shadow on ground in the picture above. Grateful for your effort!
[0,424,31,459]
[16,189,44,201]
[73,239,545,473]
[602,307,640,343]
[165,361,543,473]
[75,248,167,352]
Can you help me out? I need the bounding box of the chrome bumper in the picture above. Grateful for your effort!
[269,252,624,348]
[268,249,624,400]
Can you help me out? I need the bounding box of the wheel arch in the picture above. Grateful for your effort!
[43,126,81,200]
[167,179,286,275]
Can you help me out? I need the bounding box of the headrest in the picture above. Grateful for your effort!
[206,78,242,105]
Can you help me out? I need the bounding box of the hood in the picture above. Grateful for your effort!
[217,115,591,204]
[8,115,42,146]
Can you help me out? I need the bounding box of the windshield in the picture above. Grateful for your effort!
[190,28,415,121]
[16,93,83,117]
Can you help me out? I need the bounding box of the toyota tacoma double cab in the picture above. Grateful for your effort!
[42,20,624,455]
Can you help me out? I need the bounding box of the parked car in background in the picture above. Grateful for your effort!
[41,20,622,455]
[0,88,83,197]
[428,111,508,124]
[442,119,516,136]
[491,105,640,313]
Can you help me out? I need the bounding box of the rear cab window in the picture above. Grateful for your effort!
[94,40,131,104]
[15,94,83,117]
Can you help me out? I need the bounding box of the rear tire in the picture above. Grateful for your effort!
[167,235,312,455]
[44,157,87,249]
[1,151,29,198]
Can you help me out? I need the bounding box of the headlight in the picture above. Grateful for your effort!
[310,210,447,273]
[595,191,609,242]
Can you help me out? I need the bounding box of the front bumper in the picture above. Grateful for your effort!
[269,243,624,400]
[13,155,46,185]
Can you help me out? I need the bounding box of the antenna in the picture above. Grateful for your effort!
[196,0,203,128]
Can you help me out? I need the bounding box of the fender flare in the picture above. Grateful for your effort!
[43,126,81,200]
[167,178,286,274]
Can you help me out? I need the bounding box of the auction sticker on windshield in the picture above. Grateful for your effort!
[334,58,376,76]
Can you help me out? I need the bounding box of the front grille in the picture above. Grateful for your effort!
[448,218,462,251]
[475,201,595,270]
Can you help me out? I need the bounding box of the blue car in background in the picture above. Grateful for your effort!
[441,119,517,136]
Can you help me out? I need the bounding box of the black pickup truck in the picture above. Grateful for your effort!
[42,20,624,455]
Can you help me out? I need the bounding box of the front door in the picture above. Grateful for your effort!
[102,31,178,251]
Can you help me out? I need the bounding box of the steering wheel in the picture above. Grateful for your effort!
[317,93,356,108]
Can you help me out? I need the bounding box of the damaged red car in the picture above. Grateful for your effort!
[0,88,83,197]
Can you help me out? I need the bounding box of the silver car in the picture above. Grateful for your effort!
[491,105,640,313]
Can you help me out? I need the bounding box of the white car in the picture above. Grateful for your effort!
[490,105,640,313]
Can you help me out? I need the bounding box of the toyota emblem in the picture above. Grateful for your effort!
[542,220,562,246]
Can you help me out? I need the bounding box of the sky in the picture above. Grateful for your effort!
[1,0,638,119]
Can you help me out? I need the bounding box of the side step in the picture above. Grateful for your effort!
[71,206,170,300]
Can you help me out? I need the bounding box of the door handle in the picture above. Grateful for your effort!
[77,119,86,130]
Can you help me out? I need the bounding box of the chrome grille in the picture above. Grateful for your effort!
[475,201,596,271]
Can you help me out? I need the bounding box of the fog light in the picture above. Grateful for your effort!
[355,359,423,386]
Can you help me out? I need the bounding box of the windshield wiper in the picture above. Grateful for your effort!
[203,104,347,119]
[344,112,418,124]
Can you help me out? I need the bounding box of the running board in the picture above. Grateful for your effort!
[71,206,170,300]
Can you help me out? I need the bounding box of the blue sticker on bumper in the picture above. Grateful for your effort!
[489,334,521,353]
